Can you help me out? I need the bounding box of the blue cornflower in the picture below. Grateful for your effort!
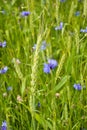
[75,11,80,16]
[43,63,50,73]
[48,59,58,69]
[60,0,66,2]
[37,102,41,107]
[43,59,58,73]
[7,86,12,91]
[0,41,6,48]
[21,11,30,17]
[0,66,8,74]
[0,10,6,14]
[80,27,87,33]
[32,44,37,50]
[40,41,47,50]
[32,40,47,51]
[55,22,63,30]
[73,84,82,90]
[1,121,7,130]
[78,0,82,2]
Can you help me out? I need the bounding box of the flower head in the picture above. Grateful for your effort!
[32,40,47,51]
[0,66,8,74]
[0,10,6,14]
[40,41,47,50]
[21,11,30,17]
[74,11,80,16]
[17,95,23,102]
[1,121,7,130]
[7,86,12,91]
[43,63,50,73]
[48,59,58,69]
[37,102,41,107]
[60,0,66,2]
[43,59,58,74]
[73,83,82,90]
[0,41,6,48]
[55,22,63,30]
[80,27,87,33]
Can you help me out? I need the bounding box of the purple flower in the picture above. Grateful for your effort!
[1,121,7,130]
[48,59,58,69]
[55,22,63,30]
[73,84,82,90]
[32,41,47,51]
[80,27,87,33]
[0,10,6,14]
[40,41,47,50]
[60,0,66,2]
[0,41,6,48]
[7,86,12,91]
[43,63,50,73]
[37,102,41,107]
[21,11,30,17]
[78,0,82,2]
[43,59,58,73]
[75,11,80,16]
[0,66,8,74]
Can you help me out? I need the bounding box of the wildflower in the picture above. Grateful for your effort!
[55,93,60,98]
[40,41,47,50]
[74,11,80,16]
[0,66,8,74]
[21,11,30,17]
[3,92,7,97]
[73,83,82,90]
[0,10,5,14]
[60,0,66,2]
[32,40,47,51]
[80,27,87,33]
[17,95,23,102]
[12,58,21,64]
[32,44,37,50]
[78,0,82,2]
[16,59,21,64]
[43,59,58,74]
[7,86,12,91]
[43,63,50,73]
[55,22,63,30]
[0,41,6,48]
[48,59,58,69]
[37,102,41,107]
[1,121,7,130]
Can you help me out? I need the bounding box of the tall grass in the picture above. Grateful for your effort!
[0,0,87,129]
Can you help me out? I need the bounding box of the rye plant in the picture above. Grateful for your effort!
[0,0,87,130]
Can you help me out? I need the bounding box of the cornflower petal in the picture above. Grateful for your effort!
[32,41,47,51]
[80,27,87,33]
[7,86,12,91]
[0,66,8,74]
[73,84,82,90]
[0,41,6,48]
[75,11,80,16]
[48,59,58,69]
[43,63,50,73]
[55,22,63,30]
[40,41,47,50]
[1,121,7,130]
[21,11,30,16]
[60,0,66,2]
[2,41,6,47]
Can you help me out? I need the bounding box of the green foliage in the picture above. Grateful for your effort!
[0,0,87,129]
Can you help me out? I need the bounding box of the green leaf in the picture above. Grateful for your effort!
[49,75,70,94]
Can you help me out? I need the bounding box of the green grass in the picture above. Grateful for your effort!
[0,0,87,129]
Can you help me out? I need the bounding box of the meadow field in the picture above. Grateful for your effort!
[0,0,87,129]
